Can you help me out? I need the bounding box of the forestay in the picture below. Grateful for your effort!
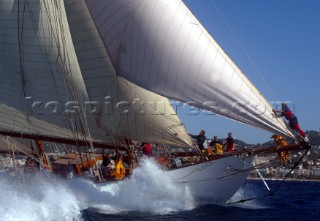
[84,0,294,138]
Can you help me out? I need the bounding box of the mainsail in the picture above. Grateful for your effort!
[84,0,294,138]
[0,0,104,142]
[65,0,192,147]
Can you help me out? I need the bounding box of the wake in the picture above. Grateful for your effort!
[0,158,195,221]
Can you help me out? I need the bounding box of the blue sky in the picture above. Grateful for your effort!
[179,0,320,144]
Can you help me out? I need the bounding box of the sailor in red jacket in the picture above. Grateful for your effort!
[273,103,306,138]
[141,142,152,157]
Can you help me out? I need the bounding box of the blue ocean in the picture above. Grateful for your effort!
[0,159,319,221]
[81,180,320,221]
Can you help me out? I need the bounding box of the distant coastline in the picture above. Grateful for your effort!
[247,177,320,182]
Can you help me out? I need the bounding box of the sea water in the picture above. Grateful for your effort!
[0,158,194,220]
[0,159,319,221]
[82,179,320,221]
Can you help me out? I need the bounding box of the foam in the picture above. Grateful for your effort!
[0,158,195,220]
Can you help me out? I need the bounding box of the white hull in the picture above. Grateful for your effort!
[167,155,255,203]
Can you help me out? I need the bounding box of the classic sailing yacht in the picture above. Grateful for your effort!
[0,0,308,203]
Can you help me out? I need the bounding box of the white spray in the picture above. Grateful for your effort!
[0,158,195,220]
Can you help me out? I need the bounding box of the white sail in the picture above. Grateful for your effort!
[64,0,193,147]
[0,0,109,143]
[84,0,294,138]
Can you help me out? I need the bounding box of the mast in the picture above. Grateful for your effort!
[34,139,51,171]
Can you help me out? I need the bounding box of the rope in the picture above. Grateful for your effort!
[271,147,310,193]
[209,0,278,101]
[17,0,34,134]
[227,146,311,205]
[206,0,295,138]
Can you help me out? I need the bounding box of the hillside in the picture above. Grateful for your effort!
[236,130,320,147]
[305,130,320,145]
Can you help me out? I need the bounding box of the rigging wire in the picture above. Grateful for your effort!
[227,145,311,205]
[206,0,296,137]
[21,0,76,137]
[209,0,278,101]
[14,0,102,174]
[17,0,34,134]
[42,0,98,156]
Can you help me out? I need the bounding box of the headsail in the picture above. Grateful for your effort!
[84,0,294,138]
[64,0,193,147]
[0,0,109,144]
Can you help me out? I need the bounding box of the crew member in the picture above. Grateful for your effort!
[209,136,223,154]
[271,134,290,164]
[189,130,207,151]
[273,103,306,139]
[224,132,235,152]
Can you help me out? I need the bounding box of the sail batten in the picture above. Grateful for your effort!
[85,0,294,138]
